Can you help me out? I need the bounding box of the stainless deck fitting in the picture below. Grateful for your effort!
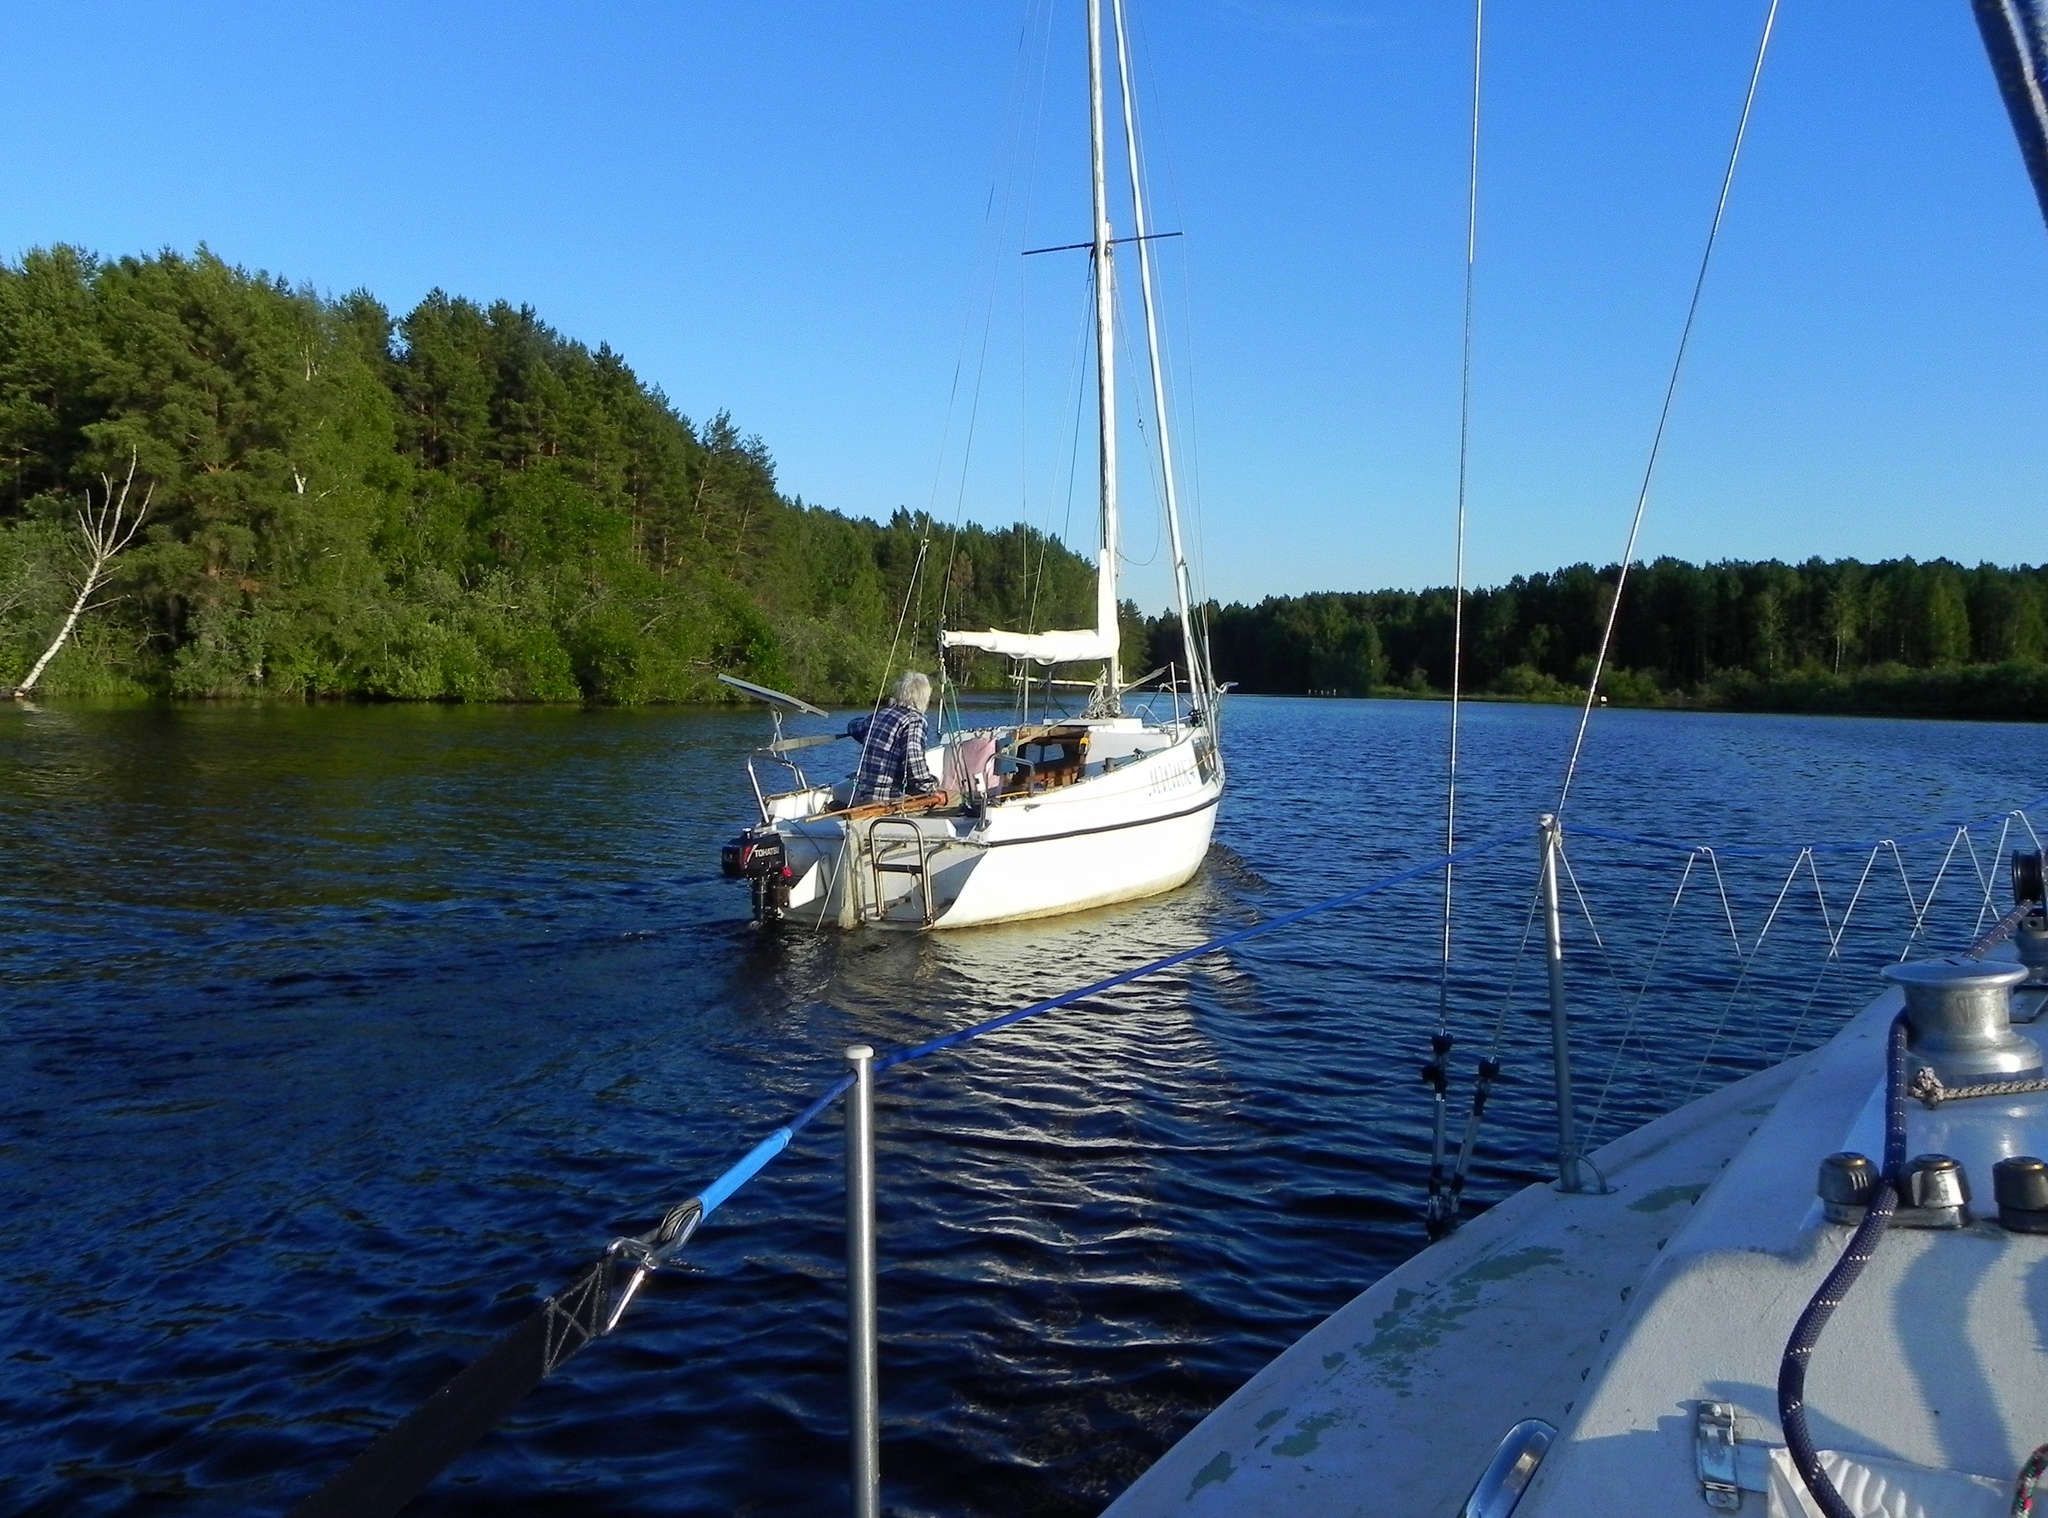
[1817,1151,1878,1225]
[1995,1155,2048,1233]
[2015,916,2048,984]
[1695,1401,1742,1511]
[1897,1153,1971,1229]
[1880,958,2040,1085]
[1460,1418,1556,1518]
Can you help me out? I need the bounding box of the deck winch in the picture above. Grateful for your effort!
[1880,955,2040,1086]
[1780,852,2048,1518]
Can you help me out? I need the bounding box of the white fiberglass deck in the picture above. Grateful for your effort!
[1104,1048,1810,1517]
[1108,966,2048,1518]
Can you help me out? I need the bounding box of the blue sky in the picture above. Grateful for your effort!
[3,1,2045,609]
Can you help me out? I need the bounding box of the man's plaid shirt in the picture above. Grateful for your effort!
[851,702,936,804]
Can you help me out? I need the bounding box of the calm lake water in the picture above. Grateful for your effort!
[0,695,2038,1516]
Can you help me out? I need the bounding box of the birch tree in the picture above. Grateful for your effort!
[10,452,151,698]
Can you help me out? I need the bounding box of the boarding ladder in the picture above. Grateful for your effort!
[866,818,938,926]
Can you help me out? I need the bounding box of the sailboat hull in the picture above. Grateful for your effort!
[767,721,1222,930]
[937,777,1219,929]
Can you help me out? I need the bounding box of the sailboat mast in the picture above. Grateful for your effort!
[1086,0,1123,705]
[1109,0,1210,716]
[1972,0,2048,233]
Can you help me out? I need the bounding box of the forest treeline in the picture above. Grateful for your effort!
[1155,557,2048,719]
[0,246,1093,701]
[7,247,2044,718]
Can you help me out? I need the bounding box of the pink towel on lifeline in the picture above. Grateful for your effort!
[942,736,999,799]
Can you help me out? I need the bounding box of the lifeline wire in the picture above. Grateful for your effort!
[1554,0,1781,815]
[1569,790,2048,858]
[932,3,1045,641]
[878,828,1527,1072]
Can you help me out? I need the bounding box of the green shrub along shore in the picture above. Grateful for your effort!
[3,246,2041,719]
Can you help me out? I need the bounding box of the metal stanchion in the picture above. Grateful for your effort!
[1538,815,1583,1193]
[845,1044,880,1518]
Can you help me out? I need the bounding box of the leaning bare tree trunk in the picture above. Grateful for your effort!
[12,452,152,699]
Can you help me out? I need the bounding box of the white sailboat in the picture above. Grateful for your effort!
[718,0,1223,931]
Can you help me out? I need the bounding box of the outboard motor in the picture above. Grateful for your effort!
[721,827,793,921]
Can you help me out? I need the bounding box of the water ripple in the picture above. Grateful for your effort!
[0,698,2038,1514]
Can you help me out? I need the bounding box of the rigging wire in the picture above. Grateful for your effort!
[916,0,1046,680]
[1553,0,1782,816]
[1025,280,1101,637]
[1425,0,1488,1239]
[1016,0,1060,665]
[1438,0,1486,1030]
[1111,0,1208,705]
[1125,1,1211,615]
[1110,294,1164,570]
[877,520,935,710]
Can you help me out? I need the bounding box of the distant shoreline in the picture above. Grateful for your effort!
[11,661,2048,724]
[1282,660,2048,723]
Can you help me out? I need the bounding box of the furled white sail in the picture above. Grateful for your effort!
[939,547,1121,666]
[940,626,1116,665]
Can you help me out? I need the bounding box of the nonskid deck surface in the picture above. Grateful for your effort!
[1114,956,2048,1518]
[1512,982,2048,1517]
[1103,1053,1809,1518]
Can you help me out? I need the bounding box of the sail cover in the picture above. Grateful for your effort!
[1974,0,2048,233]
[940,548,1121,666]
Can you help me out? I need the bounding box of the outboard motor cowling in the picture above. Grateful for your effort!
[721,827,793,921]
[721,828,786,880]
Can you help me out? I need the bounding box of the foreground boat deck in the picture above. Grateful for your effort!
[1104,1048,1811,1517]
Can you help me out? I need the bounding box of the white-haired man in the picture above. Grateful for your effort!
[848,671,939,805]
